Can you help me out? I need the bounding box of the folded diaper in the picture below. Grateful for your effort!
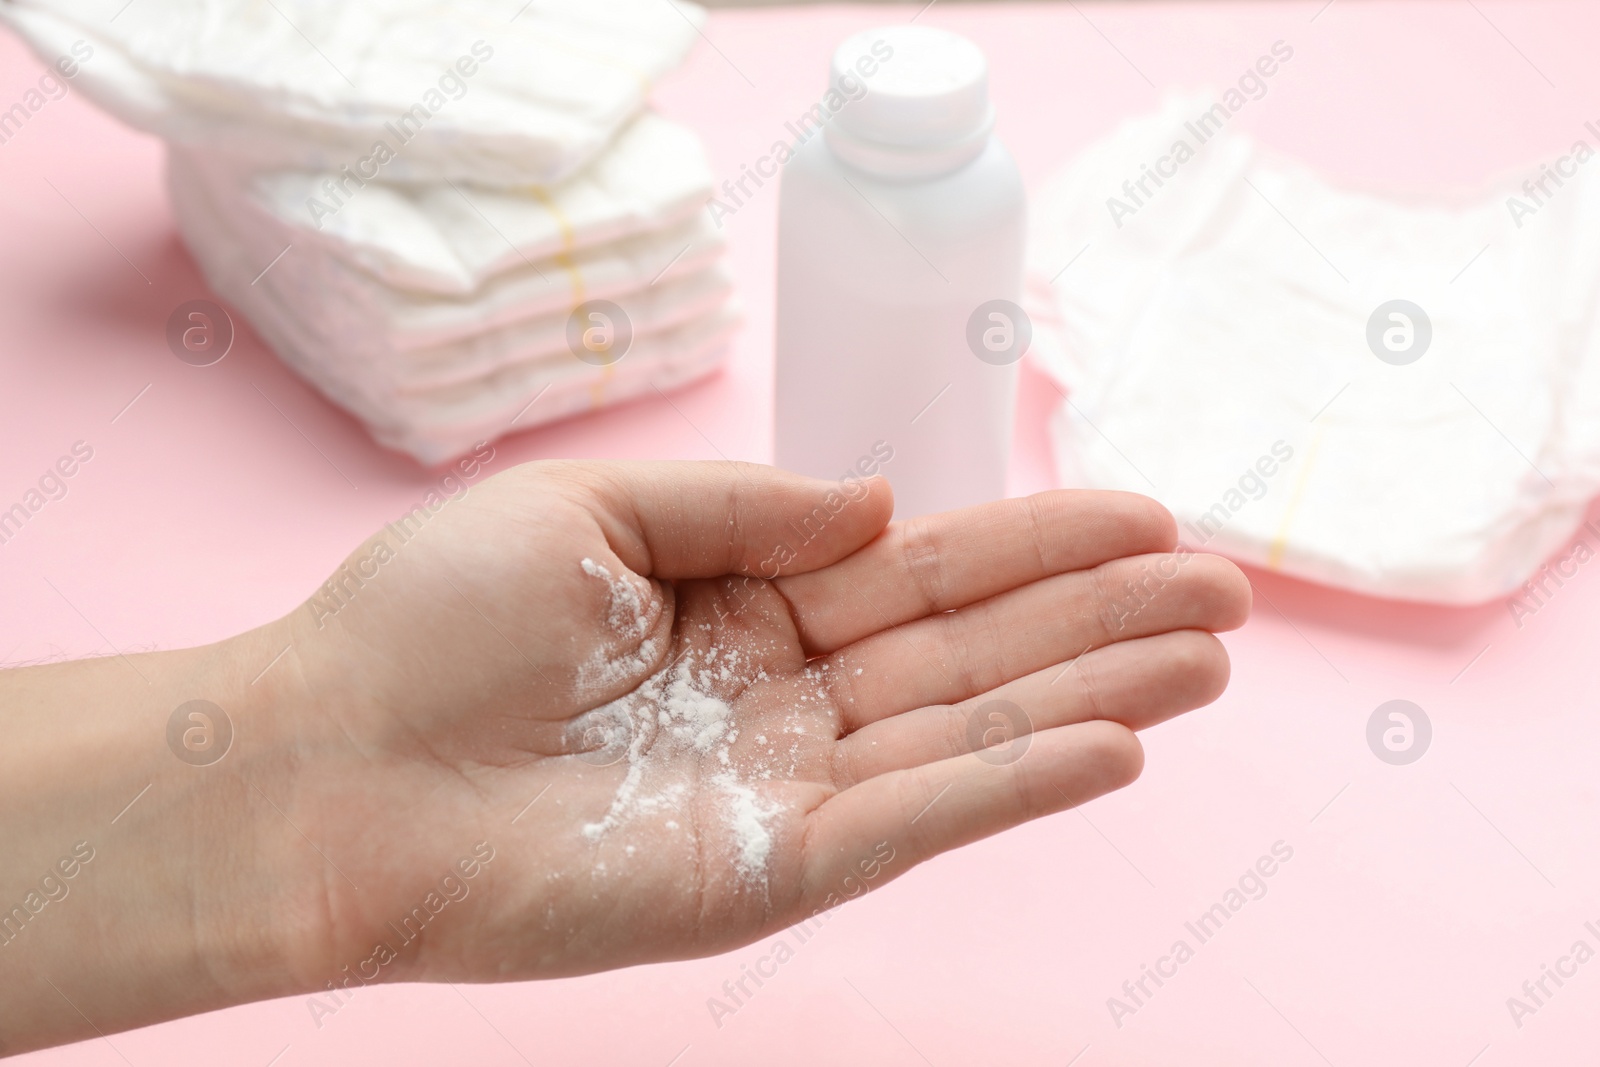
[376,307,742,463]
[232,113,716,295]
[389,267,736,390]
[168,138,737,463]
[172,144,726,347]
[4,0,738,464]
[1028,96,1600,604]
[237,270,740,464]
[0,0,705,185]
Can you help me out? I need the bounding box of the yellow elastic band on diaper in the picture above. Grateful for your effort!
[528,184,617,408]
[1267,420,1327,569]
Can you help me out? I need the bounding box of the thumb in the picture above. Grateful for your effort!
[569,460,894,580]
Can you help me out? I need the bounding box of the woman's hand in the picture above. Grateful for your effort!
[0,460,1250,1053]
[273,461,1250,982]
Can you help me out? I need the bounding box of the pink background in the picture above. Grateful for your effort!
[4,1,1600,1062]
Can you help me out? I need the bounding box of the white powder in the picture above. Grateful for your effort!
[580,557,651,637]
[714,774,776,880]
[575,558,662,693]
[663,668,733,752]
[574,557,786,889]
[575,694,657,842]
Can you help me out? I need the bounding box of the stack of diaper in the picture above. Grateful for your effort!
[1,0,737,463]
[1027,95,1600,604]
[165,113,736,463]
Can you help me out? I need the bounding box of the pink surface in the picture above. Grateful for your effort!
[4,1,1600,1062]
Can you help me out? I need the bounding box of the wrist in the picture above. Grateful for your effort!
[0,620,317,1052]
[184,619,325,991]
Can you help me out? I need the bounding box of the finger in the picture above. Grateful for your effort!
[825,551,1250,731]
[556,460,894,580]
[775,490,1176,655]
[797,720,1142,908]
[833,630,1229,786]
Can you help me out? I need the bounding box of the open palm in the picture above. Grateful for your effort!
[270,461,1249,989]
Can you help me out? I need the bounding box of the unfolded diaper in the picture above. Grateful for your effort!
[0,0,705,186]
[1027,96,1600,604]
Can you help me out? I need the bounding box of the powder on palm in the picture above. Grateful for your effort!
[580,557,650,637]
[576,557,661,692]
[714,774,777,880]
[574,558,787,889]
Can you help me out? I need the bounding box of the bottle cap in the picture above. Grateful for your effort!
[829,25,992,150]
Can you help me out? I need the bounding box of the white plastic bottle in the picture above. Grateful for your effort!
[775,25,1026,520]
